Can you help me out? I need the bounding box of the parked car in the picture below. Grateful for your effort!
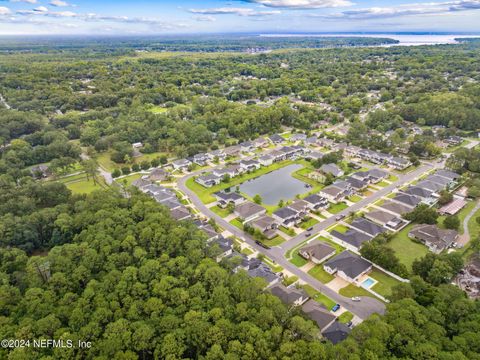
[335,214,345,221]
[307,227,313,231]
[351,297,361,302]
[332,304,341,312]
[305,232,311,237]
[255,240,271,250]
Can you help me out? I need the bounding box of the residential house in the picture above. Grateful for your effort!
[214,191,246,208]
[212,167,237,179]
[240,141,254,153]
[331,228,373,249]
[170,206,191,221]
[366,168,389,183]
[269,134,284,144]
[253,137,269,148]
[304,151,324,161]
[273,207,301,228]
[269,150,287,162]
[302,300,336,332]
[193,153,209,166]
[307,169,327,183]
[303,194,329,211]
[235,201,266,223]
[148,168,169,182]
[305,136,318,146]
[239,159,261,172]
[392,193,422,208]
[195,174,222,188]
[345,177,369,191]
[259,154,274,166]
[435,169,460,182]
[380,200,412,215]
[248,215,278,239]
[172,159,191,171]
[210,236,234,262]
[270,285,309,306]
[365,210,405,230]
[30,164,51,178]
[299,242,336,264]
[387,156,411,170]
[248,263,280,288]
[439,198,467,216]
[408,224,459,253]
[317,138,335,148]
[322,322,351,344]
[290,133,307,142]
[209,149,226,161]
[223,145,241,158]
[319,185,347,203]
[323,251,372,284]
[350,218,386,237]
[132,178,152,189]
[161,199,182,211]
[426,174,455,189]
[416,180,444,193]
[445,135,463,146]
[344,145,362,158]
[320,163,344,177]
[287,199,310,217]
[402,186,434,199]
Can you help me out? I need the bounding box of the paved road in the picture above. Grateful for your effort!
[458,200,480,246]
[279,162,436,253]
[80,152,113,185]
[178,170,387,320]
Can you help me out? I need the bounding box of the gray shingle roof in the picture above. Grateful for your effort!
[324,251,372,280]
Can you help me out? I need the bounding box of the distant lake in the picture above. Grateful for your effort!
[260,34,480,47]
[239,164,310,205]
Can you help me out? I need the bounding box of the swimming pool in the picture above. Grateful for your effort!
[361,277,375,289]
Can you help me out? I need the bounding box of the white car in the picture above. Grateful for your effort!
[351,297,361,302]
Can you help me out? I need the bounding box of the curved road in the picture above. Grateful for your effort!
[178,168,387,320]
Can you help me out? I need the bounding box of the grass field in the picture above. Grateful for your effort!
[211,205,231,218]
[330,224,349,234]
[299,217,319,229]
[370,269,401,298]
[117,173,143,187]
[339,284,375,298]
[328,202,349,214]
[308,265,335,283]
[338,311,354,324]
[65,177,107,194]
[230,218,244,230]
[348,194,363,203]
[303,285,336,309]
[377,181,390,187]
[387,224,430,270]
[290,252,309,267]
[468,204,480,242]
[263,235,286,247]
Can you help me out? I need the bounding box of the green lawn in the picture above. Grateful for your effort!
[328,202,349,214]
[148,105,168,114]
[370,269,401,298]
[387,224,430,270]
[348,195,363,203]
[283,275,299,287]
[467,204,480,243]
[211,205,231,218]
[455,200,478,235]
[263,235,286,247]
[303,285,336,310]
[388,175,399,182]
[338,311,354,324]
[317,236,345,254]
[56,173,88,184]
[299,217,319,229]
[65,177,107,194]
[339,284,374,298]
[117,173,143,187]
[377,181,390,187]
[290,252,309,267]
[241,247,254,256]
[330,224,349,234]
[230,218,244,230]
[96,151,118,172]
[308,265,335,283]
[279,226,295,236]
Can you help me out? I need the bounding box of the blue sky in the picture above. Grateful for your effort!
[0,0,479,35]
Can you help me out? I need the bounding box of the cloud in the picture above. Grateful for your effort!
[49,0,70,7]
[193,15,216,22]
[10,0,38,3]
[316,0,480,19]
[189,7,281,16]
[0,6,11,15]
[240,0,353,8]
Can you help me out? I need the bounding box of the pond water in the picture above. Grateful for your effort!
[239,164,310,205]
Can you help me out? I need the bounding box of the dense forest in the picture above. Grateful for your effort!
[0,188,479,359]
[1,39,480,176]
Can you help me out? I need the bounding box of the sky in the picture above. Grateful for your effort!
[0,0,479,35]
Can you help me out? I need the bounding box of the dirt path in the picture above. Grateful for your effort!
[458,200,480,247]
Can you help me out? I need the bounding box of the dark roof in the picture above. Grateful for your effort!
[365,210,397,225]
[425,174,451,186]
[322,321,351,344]
[170,207,191,221]
[300,241,335,261]
[320,163,343,176]
[368,168,389,179]
[248,264,279,284]
[215,191,244,202]
[380,200,413,215]
[304,194,328,206]
[211,236,234,253]
[350,218,386,237]
[270,285,307,305]
[273,207,298,219]
[324,251,372,279]
[269,134,284,143]
[346,177,368,190]
[331,229,372,248]
[416,180,444,192]
[402,186,433,199]
[235,201,265,219]
[302,300,336,331]
[409,224,458,251]
[393,193,421,207]
[435,169,460,180]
